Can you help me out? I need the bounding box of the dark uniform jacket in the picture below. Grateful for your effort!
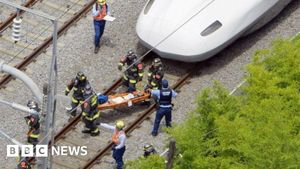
[119,56,144,82]
[66,78,89,100]
[82,94,99,121]
[148,65,164,88]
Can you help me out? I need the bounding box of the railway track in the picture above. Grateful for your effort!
[0,0,95,88]
[29,58,196,168]
[0,1,193,168]
[0,0,39,31]
[3,0,295,168]
[83,64,196,169]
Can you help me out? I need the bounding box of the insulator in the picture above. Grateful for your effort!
[12,18,22,42]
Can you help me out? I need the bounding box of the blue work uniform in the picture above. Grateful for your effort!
[92,3,110,48]
[151,88,177,136]
[100,123,126,169]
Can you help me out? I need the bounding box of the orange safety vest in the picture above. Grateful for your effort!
[112,130,125,145]
[93,4,107,21]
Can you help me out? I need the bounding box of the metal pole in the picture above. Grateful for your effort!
[0,98,37,114]
[166,139,176,169]
[0,0,56,20]
[39,19,58,169]
[0,129,23,146]
[0,1,58,169]
[0,61,43,103]
[49,19,58,169]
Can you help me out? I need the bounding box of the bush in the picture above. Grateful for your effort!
[169,37,300,168]
[126,155,165,169]
[127,36,300,168]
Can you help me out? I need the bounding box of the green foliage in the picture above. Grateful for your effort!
[126,155,165,169]
[127,36,300,168]
[169,36,300,169]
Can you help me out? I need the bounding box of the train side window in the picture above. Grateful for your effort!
[144,0,155,15]
[201,20,222,36]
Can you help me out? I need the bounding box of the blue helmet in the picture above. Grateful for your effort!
[162,79,168,88]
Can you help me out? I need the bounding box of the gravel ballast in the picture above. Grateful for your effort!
[0,0,299,168]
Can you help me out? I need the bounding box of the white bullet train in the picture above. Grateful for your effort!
[136,0,293,62]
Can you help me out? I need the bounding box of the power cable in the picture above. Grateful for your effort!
[123,0,215,72]
[3,0,82,65]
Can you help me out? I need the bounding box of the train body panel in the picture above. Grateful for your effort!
[136,0,293,62]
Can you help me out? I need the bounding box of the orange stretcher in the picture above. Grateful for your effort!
[97,90,150,110]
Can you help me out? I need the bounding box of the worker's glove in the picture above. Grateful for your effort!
[65,90,69,96]
[128,75,135,80]
[24,116,30,123]
[145,88,151,93]
[80,115,85,122]
[118,65,122,71]
[144,85,150,91]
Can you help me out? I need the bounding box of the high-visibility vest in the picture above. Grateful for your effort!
[93,4,107,21]
[112,130,125,145]
[28,129,40,139]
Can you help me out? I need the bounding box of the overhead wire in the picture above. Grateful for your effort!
[58,0,217,142]
[3,0,82,65]
[123,0,215,72]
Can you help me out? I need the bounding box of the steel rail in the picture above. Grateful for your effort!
[0,0,95,88]
[0,0,39,32]
[52,52,153,143]
[53,79,122,142]
[27,77,122,164]
[28,50,150,165]
[45,56,150,146]
[80,63,197,169]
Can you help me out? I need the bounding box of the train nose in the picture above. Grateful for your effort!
[136,0,218,61]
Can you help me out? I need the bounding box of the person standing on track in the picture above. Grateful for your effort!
[24,100,40,146]
[145,58,164,90]
[118,50,144,92]
[81,84,100,136]
[150,79,177,136]
[92,0,110,54]
[100,120,126,169]
[65,71,89,119]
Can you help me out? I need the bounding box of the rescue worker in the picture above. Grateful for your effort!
[150,79,177,136]
[17,156,31,169]
[142,58,164,106]
[24,100,40,146]
[146,58,164,90]
[81,84,100,136]
[143,144,157,158]
[118,50,144,92]
[65,71,89,118]
[100,120,126,169]
[92,0,110,54]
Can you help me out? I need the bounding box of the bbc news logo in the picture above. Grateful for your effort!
[7,145,88,157]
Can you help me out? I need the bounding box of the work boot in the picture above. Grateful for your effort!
[90,130,100,136]
[94,46,100,54]
[140,101,151,107]
[151,132,157,137]
[81,129,91,134]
